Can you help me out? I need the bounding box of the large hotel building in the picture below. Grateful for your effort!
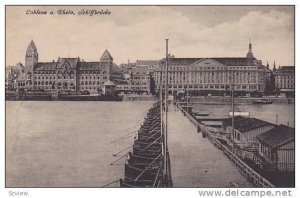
[154,43,269,96]
[15,40,124,94]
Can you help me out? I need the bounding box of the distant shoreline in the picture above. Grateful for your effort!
[189,96,294,105]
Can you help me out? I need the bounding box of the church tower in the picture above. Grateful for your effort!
[25,40,38,73]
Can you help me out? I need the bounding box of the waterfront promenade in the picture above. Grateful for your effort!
[167,104,253,187]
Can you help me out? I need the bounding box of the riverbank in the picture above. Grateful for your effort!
[190,96,294,105]
[122,95,156,101]
[5,91,156,101]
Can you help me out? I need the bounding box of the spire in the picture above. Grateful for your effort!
[266,61,269,69]
[246,40,253,59]
[26,40,37,53]
[273,61,276,72]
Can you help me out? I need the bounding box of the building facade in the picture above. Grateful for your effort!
[154,43,267,96]
[274,66,295,95]
[116,66,151,94]
[16,40,122,94]
[256,125,295,171]
[5,63,25,91]
[224,117,275,150]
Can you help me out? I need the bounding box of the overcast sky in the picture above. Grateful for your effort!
[6,6,294,67]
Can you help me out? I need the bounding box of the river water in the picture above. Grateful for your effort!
[6,101,153,187]
[6,101,294,187]
[192,103,295,127]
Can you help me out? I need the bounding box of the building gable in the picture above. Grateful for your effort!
[190,58,226,69]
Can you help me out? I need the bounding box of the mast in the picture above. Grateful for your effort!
[231,74,235,152]
[159,41,164,172]
[164,39,169,176]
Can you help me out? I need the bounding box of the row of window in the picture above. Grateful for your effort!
[116,86,149,90]
[33,75,108,80]
[156,78,258,84]
[34,70,108,75]
[159,66,257,71]
[275,76,294,79]
[81,81,104,85]
[156,84,258,90]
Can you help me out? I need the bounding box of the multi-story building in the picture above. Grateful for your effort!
[117,60,158,94]
[154,43,267,96]
[116,66,151,94]
[16,40,123,94]
[274,66,295,96]
[135,60,160,74]
[5,63,25,90]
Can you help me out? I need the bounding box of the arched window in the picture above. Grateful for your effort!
[85,81,88,85]
[89,81,92,85]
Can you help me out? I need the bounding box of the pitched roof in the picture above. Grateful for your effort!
[100,49,113,61]
[132,66,149,73]
[281,66,295,70]
[257,125,295,149]
[160,57,257,67]
[27,40,37,52]
[276,66,295,74]
[221,116,247,126]
[212,57,256,66]
[103,80,115,86]
[35,62,57,70]
[78,62,103,70]
[161,58,202,66]
[225,117,275,133]
[112,63,122,72]
[57,58,79,68]
[136,60,160,66]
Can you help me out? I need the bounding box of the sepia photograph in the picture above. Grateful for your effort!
[5,5,295,189]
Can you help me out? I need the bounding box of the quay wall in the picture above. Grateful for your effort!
[122,95,156,101]
[175,101,275,188]
[190,97,294,105]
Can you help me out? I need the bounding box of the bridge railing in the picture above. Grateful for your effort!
[175,101,275,188]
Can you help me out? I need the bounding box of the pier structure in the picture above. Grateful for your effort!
[120,102,172,187]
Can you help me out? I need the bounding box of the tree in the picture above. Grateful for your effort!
[149,74,156,95]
